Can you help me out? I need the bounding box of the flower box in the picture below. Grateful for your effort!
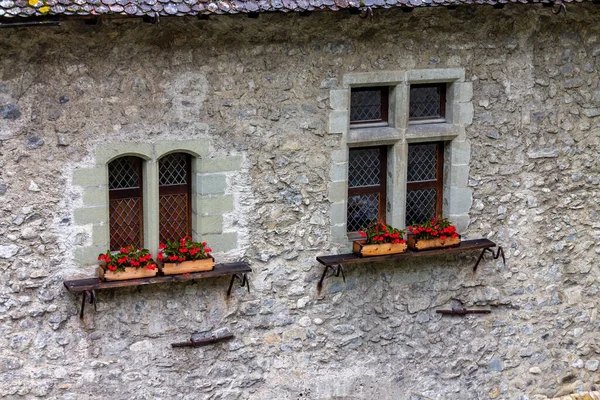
[161,256,215,275]
[99,265,158,281]
[407,235,461,251]
[97,245,158,281]
[352,240,408,257]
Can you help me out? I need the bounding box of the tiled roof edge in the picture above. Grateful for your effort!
[0,0,591,20]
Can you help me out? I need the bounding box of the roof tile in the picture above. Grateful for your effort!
[0,0,590,20]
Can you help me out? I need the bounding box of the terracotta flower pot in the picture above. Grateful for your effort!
[407,235,461,251]
[352,240,408,257]
[161,256,215,275]
[99,265,158,281]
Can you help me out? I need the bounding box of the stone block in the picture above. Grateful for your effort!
[450,140,471,166]
[329,89,350,110]
[197,174,227,195]
[201,232,238,252]
[198,215,224,235]
[74,207,108,226]
[450,101,473,125]
[72,167,107,187]
[155,140,209,159]
[347,126,401,145]
[329,162,348,182]
[447,213,470,233]
[196,195,234,215]
[199,157,242,173]
[406,68,465,83]
[446,187,473,215]
[330,224,348,245]
[82,187,108,207]
[342,71,406,87]
[451,82,473,103]
[329,110,348,134]
[392,83,410,129]
[328,181,347,203]
[95,143,152,164]
[92,224,109,246]
[74,245,107,266]
[449,164,470,187]
[330,202,347,226]
[331,149,348,163]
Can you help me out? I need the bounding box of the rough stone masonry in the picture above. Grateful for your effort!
[1,3,600,399]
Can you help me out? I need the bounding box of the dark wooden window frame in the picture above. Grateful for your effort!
[406,142,444,221]
[158,153,192,243]
[108,157,144,251]
[347,145,387,233]
[350,86,390,126]
[409,83,447,122]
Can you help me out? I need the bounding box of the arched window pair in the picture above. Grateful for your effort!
[107,153,192,251]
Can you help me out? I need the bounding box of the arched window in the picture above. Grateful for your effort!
[159,152,192,243]
[108,156,144,251]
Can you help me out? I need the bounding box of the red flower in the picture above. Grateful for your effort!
[359,230,367,237]
[157,253,164,261]
[168,255,178,262]
[146,264,156,270]
[120,247,129,254]
[159,243,166,249]
[107,264,117,271]
[204,248,212,253]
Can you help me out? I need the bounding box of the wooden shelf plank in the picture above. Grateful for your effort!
[316,238,496,266]
[63,262,251,293]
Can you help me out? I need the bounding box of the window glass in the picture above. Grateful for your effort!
[409,84,445,121]
[405,142,444,225]
[347,146,387,233]
[159,153,192,243]
[350,87,389,125]
[108,156,144,251]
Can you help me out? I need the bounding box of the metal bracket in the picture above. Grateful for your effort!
[317,264,346,291]
[227,273,250,296]
[473,246,505,274]
[79,290,96,319]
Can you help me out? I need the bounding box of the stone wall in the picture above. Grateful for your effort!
[1,4,600,399]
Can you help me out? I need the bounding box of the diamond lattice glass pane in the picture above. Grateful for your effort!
[409,86,441,119]
[351,89,383,122]
[109,157,140,189]
[159,153,188,186]
[110,197,142,251]
[405,189,437,226]
[407,144,438,182]
[349,148,381,188]
[159,193,189,243]
[347,194,380,232]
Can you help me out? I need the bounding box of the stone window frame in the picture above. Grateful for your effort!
[72,140,242,265]
[328,68,473,246]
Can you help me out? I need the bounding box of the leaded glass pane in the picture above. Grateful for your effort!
[407,144,438,182]
[409,86,442,119]
[108,157,140,189]
[405,189,437,226]
[159,153,188,186]
[159,193,189,243]
[347,194,379,232]
[109,197,142,251]
[351,89,383,122]
[349,148,381,188]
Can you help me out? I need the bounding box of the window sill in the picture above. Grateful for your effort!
[348,126,402,146]
[406,123,460,143]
